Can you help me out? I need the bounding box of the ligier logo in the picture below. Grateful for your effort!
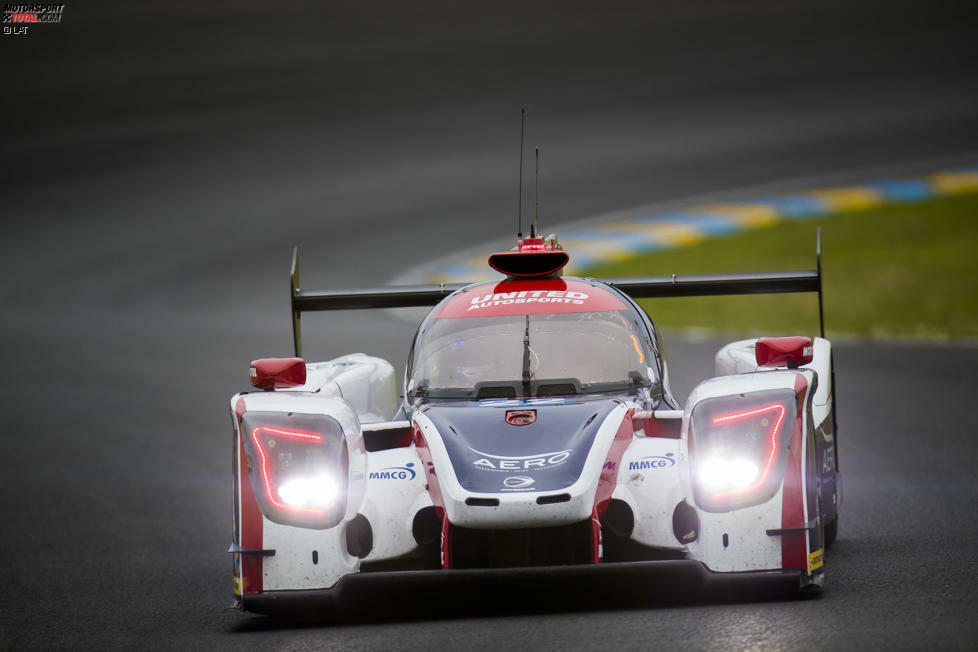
[467,290,588,312]
[628,453,675,470]
[369,462,417,480]
[503,476,535,489]
[471,448,572,472]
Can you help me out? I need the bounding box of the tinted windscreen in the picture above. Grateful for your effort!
[411,310,654,398]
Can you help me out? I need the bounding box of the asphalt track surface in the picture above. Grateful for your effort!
[2,2,978,649]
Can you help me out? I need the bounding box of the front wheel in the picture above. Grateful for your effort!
[824,516,838,549]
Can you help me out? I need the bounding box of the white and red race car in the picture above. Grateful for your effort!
[229,235,839,613]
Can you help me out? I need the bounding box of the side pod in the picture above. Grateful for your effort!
[230,391,367,604]
[679,369,824,585]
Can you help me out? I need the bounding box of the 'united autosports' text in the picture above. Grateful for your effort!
[467,290,589,311]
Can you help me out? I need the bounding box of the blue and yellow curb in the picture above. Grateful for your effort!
[427,167,978,283]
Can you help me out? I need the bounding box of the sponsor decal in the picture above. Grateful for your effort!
[433,279,626,319]
[822,445,835,473]
[369,462,417,481]
[506,409,536,426]
[470,447,572,472]
[627,452,676,470]
[808,548,824,572]
[502,476,535,489]
[467,289,589,312]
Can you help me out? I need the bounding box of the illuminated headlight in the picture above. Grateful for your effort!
[278,474,341,509]
[697,457,759,492]
[241,411,349,529]
[689,390,797,512]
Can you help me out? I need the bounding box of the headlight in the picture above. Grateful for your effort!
[241,412,348,529]
[277,475,341,509]
[689,390,797,512]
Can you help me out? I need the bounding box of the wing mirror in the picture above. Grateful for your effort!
[250,357,306,389]
[755,337,814,369]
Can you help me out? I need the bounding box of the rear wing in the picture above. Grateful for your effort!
[290,230,824,357]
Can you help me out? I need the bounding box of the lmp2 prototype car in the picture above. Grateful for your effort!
[228,234,839,613]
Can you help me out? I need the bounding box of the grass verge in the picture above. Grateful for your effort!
[582,193,978,339]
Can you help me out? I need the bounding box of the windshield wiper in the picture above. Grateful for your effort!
[521,314,532,397]
[580,372,650,395]
[417,385,476,399]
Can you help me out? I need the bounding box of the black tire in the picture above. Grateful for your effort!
[824,516,838,549]
[825,353,839,551]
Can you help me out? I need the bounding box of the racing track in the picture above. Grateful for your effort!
[2,2,978,649]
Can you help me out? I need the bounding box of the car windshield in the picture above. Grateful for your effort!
[410,310,656,399]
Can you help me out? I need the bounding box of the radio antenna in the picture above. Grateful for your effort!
[532,146,540,238]
[517,108,525,241]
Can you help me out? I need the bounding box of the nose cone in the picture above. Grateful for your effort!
[423,399,620,495]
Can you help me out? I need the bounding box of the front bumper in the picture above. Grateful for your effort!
[238,561,815,615]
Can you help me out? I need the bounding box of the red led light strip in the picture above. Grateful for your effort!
[709,403,786,500]
[249,426,326,516]
[260,426,321,441]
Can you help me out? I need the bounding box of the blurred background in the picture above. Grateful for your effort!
[2,1,977,649]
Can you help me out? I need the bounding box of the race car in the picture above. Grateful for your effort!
[228,232,839,613]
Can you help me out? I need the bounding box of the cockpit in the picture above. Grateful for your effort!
[408,288,659,400]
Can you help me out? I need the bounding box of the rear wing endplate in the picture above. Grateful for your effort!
[290,230,825,357]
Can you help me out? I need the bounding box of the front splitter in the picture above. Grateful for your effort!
[239,561,813,615]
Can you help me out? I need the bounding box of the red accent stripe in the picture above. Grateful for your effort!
[590,409,633,562]
[413,421,451,567]
[440,514,452,569]
[412,423,445,516]
[780,374,810,571]
[590,508,603,563]
[236,402,263,594]
[593,411,633,518]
